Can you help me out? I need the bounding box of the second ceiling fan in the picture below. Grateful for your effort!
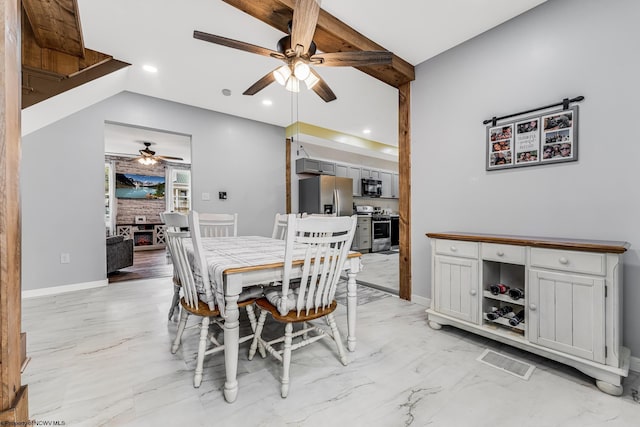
[194,0,393,102]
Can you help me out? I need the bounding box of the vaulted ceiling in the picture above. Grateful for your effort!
[22,0,548,151]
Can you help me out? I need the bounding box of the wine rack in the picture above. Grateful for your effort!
[482,260,526,336]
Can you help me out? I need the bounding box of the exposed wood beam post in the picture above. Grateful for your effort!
[398,82,411,301]
[0,0,29,421]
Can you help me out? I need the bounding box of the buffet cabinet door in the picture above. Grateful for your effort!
[528,269,605,363]
[434,255,479,324]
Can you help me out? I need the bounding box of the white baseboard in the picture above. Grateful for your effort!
[22,279,108,299]
[411,295,431,307]
[630,355,640,373]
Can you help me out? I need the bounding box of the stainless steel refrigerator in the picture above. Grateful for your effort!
[299,176,353,216]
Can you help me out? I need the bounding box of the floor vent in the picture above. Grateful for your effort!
[477,349,536,380]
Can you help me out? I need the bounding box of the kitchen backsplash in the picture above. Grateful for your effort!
[354,197,399,214]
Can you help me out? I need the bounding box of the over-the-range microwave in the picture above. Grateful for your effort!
[361,178,382,197]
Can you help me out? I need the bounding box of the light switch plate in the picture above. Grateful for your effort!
[202,192,210,201]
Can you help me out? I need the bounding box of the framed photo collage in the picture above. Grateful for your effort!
[486,106,578,171]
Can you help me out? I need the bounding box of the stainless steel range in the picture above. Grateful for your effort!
[355,206,392,252]
[371,213,391,252]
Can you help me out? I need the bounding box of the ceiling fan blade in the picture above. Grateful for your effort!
[193,30,285,60]
[291,0,320,56]
[156,155,184,161]
[309,69,336,103]
[311,51,393,67]
[243,69,278,96]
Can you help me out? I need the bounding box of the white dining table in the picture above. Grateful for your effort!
[189,235,362,403]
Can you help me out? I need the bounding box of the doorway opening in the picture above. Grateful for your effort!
[104,122,191,282]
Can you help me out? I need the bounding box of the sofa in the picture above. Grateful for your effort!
[106,235,134,274]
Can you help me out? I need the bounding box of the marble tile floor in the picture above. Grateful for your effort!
[354,250,399,294]
[22,277,639,426]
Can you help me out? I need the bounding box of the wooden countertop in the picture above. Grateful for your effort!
[426,232,630,254]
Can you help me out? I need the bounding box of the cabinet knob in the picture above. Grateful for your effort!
[450,246,457,252]
[529,304,537,311]
[470,289,477,296]
[558,257,569,265]
[496,251,504,257]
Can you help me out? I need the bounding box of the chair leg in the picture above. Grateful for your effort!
[168,284,181,320]
[194,316,210,388]
[171,308,190,354]
[248,310,268,361]
[281,322,293,398]
[245,305,266,358]
[327,313,347,366]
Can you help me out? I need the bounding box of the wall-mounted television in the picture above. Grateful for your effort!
[115,173,165,199]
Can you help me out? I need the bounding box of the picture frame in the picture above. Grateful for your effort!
[134,215,146,224]
[486,106,578,171]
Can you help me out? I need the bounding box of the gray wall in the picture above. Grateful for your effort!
[411,0,640,356]
[21,91,285,290]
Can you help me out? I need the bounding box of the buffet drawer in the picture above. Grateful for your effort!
[481,243,525,265]
[434,239,478,259]
[530,248,606,276]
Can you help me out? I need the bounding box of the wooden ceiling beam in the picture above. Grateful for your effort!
[20,5,130,109]
[22,0,84,58]
[221,0,415,88]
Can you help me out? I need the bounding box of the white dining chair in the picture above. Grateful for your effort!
[248,214,357,397]
[198,212,238,237]
[271,213,289,240]
[168,211,262,387]
[161,211,189,320]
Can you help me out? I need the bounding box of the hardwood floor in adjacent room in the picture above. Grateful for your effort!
[108,249,172,283]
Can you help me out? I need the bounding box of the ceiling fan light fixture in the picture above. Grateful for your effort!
[304,72,319,89]
[138,157,157,165]
[285,76,300,92]
[293,61,310,80]
[273,65,292,86]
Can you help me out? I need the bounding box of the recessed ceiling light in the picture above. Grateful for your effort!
[262,99,273,106]
[363,129,371,134]
[142,64,158,73]
[222,89,232,96]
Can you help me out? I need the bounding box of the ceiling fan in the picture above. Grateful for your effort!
[131,142,184,165]
[193,0,393,102]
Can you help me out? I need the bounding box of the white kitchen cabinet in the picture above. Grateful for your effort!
[296,158,335,175]
[348,166,361,196]
[426,232,630,396]
[392,173,399,198]
[335,163,349,178]
[351,216,371,252]
[379,171,392,198]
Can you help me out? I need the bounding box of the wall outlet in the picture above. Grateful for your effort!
[60,253,71,264]
[201,192,210,201]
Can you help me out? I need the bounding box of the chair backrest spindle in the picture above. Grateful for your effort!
[279,214,357,317]
[198,213,238,237]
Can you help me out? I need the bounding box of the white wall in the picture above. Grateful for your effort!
[21,91,285,290]
[411,0,640,356]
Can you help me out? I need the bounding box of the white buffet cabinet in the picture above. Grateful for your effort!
[426,232,630,395]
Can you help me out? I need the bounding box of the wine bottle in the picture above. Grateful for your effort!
[490,283,510,295]
[508,288,525,300]
[509,309,525,326]
[486,305,513,320]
